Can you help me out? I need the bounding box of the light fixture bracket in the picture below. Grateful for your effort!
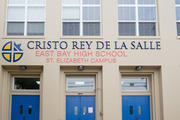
[77,65,85,71]
[19,65,27,70]
[135,66,143,71]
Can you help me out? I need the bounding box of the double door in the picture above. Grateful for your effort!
[122,96,150,120]
[66,96,95,120]
[11,95,40,120]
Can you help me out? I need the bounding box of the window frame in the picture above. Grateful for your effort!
[175,1,180,36]
[66,75,96,92]
[6,0,46,36]
[121,76,150,92]
[118,0,158,36]
[61,0,101,36]
[12,76,40,91]
[120,68,163,120]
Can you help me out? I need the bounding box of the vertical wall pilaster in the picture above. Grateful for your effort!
[103,64,122,120]
[0,66,2,120]
[46,0,61,39]
[158,0,180,119]
[0,67,10,120]
[42,64,60,120]
[0,0,6,38]
[102,0,118,40]
[161,64,180,120]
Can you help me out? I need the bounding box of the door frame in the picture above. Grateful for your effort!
[120,67,163,120]
[0,66,43,120]
[60,66,103,120]
[121,75,152,120]
[11,95,40,120]
[10,75,41,120]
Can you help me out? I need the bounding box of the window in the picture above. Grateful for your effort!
[121,77,149,91]
[62,0,101,36]
[13,77,40,90]
[7,0,45,36]
[66,76,95,92]
[118,0,157,36]
[175,0,180,36]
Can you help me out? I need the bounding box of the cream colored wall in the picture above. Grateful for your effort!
[0,68,11,120]
[0,0,180,120]
[42,65,61,120]
[158,0,180,119]
[0,66,2,120]
[103,64,122,120]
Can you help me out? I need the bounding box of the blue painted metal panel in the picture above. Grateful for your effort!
[66,96,95,120]
[66,96,81,120]
[81,96,95,120]
[11,95,40,120]
[122,96,150,120]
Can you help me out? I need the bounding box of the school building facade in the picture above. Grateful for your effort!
[0,0,180,120]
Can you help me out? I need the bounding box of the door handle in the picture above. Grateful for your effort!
[78,118,80,120]
[83,106,87,115]
[138,106,142,115]
[74,106,78,115]
[28,105,32,114]
[20,105,23,114]
[130,106,133,115]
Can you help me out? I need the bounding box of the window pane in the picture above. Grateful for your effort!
[176,0,180,4]
[138,7,156,20]
[83,7,100,20]
[176,7,180,20]
[119,22,136,36]
[63,7,80,20]
[122,77,148,91]
[177,22,180,36]
[63,0,80,4]
[28,0,45,4]
[27,7,45,21]
[118,7,135,20]
[83,0,100,4]
[63,22,80,36]
[138,0,155,4]
[139,22,156,36]
[14,77,40,90]
[27,22,44,35]
[118,0,135,4]
[7,7,25,21]
[8,0,25,4]
[66,76,95,91]
[7,22,24,35]
[83,22,100,36]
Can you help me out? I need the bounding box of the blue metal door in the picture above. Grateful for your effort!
[11,95,40,120]
[66,96,95,120]
[122,96,150,120]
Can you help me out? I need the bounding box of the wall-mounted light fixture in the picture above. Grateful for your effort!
[77,65,85,71]
[135,66,143,71]
[19,65,27,70]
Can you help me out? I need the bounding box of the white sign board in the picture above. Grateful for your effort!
[75,81,85,85]
[88,107,93,113]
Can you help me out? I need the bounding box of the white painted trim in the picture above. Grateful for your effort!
[61,0,101,36]
[6,0,46,36]
[66,76,96,92]
[118,0,157,36]
[176,5,180,36]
